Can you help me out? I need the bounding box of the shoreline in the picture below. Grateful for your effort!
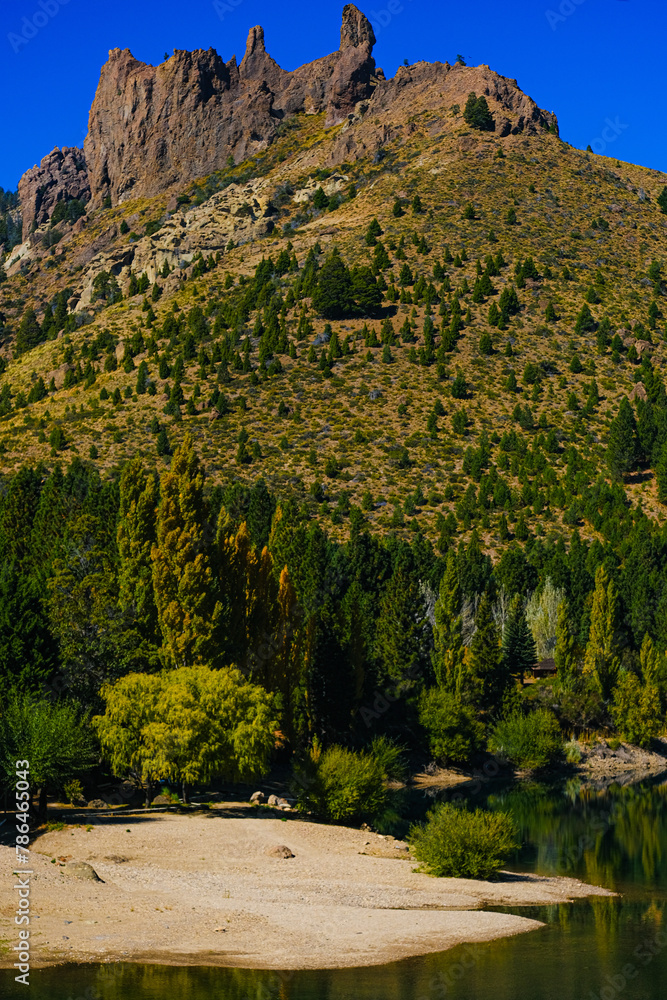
[1,811,613,972]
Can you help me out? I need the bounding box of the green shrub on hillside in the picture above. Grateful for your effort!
[409,802,518,879]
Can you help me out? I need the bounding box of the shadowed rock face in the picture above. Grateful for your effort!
[17,147,90,240]
[82,4,376,210]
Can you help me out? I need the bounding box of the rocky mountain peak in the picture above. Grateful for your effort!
[15,5,558,236]
[340,4,376,50]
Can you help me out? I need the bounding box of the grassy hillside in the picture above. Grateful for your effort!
[2,100,667,556]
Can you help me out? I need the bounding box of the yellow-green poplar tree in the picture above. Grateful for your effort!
[432,551,466,695]
[269,566,304,743]
[151,435,222,667]
[216,518,254,666]
[554,598,579,689]
[584,565,620,699]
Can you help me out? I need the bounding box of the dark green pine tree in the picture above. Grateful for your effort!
[657,187,667,214]
[136,360,149,394]
[606,396,638,481]
[0,563,58,690]
[312,249,354,319]
[502,595,537,683]
[0,466,43,566]
[463,92,494,131]
[247,478,277,549]
[655,439,667,504]
[375,566,430,690]
[351,266,383,316]
[15,308,44,356]
[469,592,510,713]
[575,302,596,334]
[117,457,159,650]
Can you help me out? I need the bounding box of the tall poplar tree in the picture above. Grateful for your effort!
[432,552,466,694]
[469,592,509,712]
[117,457,159,650]
[151,435,222,667]
[554,599,579,688]
[584,566,620,699]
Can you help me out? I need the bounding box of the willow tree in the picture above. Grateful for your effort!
[151,435,222,667]
[94,665,278,802]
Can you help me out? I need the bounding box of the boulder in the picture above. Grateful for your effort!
[65,862,104,882]
[250,791,266,804]
[150,794,173,805]
[265,845,295,859]
[87,799,109,809]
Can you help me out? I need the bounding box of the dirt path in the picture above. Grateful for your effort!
[0,810,613,970]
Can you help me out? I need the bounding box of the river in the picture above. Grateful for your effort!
[3,773,667,999]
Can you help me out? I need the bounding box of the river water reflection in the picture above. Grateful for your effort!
[3,773,667,1000]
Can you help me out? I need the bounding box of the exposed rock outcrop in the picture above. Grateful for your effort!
[17,5,559,230]
[83,4,376,209]
[18,146,90,239]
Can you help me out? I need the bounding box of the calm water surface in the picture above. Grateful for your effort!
[3,775,667,1000]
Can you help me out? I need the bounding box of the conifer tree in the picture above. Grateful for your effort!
[584,566,620,699]
[502,595,538,682]
[312,248,353,319]
[606,396,638,481]
[151,435,223,667]
[375,567,430,689]
[463,92,494,131]
[469,592,509,712]
[575,302,596,334]
[655,440,667,503]
[117,457,159,648]
[0,563,57,689]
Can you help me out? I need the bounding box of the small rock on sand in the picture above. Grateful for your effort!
[65,862,104,882]
[265,845,295,859]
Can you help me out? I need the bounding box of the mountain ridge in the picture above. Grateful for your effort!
[15,4,557,240]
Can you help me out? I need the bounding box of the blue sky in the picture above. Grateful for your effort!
[1,0,665,192]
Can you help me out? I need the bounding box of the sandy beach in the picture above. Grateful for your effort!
[0,808,613,970]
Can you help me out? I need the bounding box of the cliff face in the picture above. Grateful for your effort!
[17,4,559,233]
[83,3,376,210]
[17,146,90,240]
